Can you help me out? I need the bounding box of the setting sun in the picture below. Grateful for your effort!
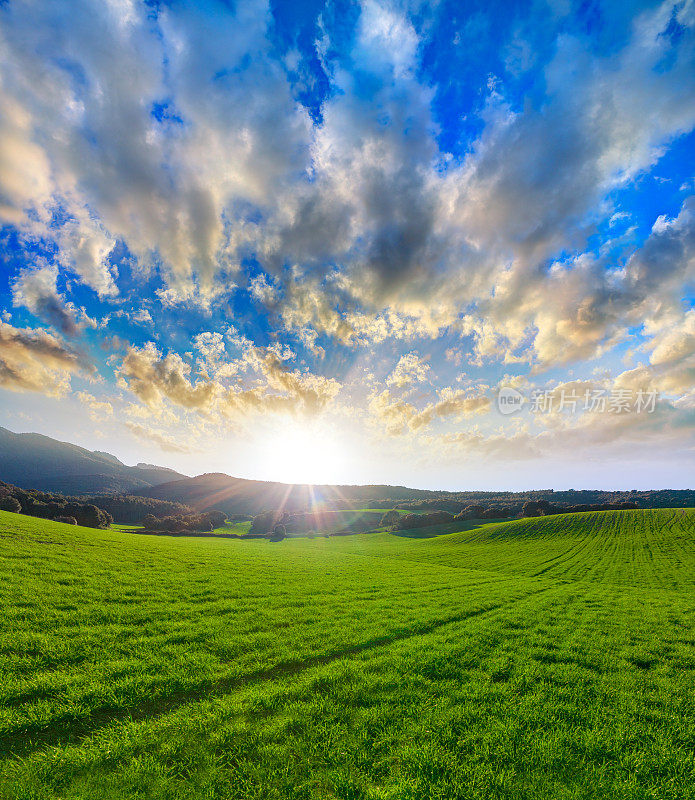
[254,422,350,485]
[0,0,693,797]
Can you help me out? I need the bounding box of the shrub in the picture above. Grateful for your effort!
[0,497,21,514]
[140,511,227,533]
[83,495,194,524]
[398,511,455,530]
[251,510,286,534]
[54,516,77,525]
[522,500,551,517]
[380,509,401,527]
[64,503,112,529]
[268,524,286,542]
[205,510,227,529]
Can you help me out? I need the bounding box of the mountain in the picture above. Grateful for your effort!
[135,475,695,518]
[133,472,439,515]
[0,426,186,494]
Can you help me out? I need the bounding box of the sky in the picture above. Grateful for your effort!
[0,0,694,490]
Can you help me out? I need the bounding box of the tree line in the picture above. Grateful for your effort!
[140,511,228,534]
[380,500,640,531]
[0,482,113,529]
[0,481,214,529]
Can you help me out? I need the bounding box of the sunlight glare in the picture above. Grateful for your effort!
[256,422,349,485]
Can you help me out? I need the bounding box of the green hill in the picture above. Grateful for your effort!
[131,471,438,514]
[0,508,694,799]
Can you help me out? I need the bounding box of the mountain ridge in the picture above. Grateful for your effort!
[0,426,186,494]
[131,471,439,515]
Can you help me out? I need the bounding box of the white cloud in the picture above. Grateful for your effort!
[386,351,430,387]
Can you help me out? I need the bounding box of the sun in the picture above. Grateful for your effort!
[255,422,348,485]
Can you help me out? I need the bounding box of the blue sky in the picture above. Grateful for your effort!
[0,0,694,489]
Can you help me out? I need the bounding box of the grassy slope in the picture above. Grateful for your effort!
[0,509,693,799]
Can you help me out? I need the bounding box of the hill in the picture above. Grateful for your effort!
[2,426,694,514]
[135,471,695,518]
[132,471,438,515]
[0,426,185,494]
[0,508,693,798]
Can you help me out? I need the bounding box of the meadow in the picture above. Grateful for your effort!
[0,508,693,798]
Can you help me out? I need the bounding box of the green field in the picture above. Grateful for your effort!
[0,508,694,798]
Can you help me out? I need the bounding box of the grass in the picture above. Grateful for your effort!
[0,508,693,798]
[113,521,253,537]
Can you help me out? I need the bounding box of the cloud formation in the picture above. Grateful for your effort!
[0,0,693,483]
[116,341,341,421]
[0,322,86,396]
[387,352,430,388]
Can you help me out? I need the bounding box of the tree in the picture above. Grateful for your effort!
[251,510,285,534]
[205,510,227,529]
[522,501,541,517]
[269,524,286,542]
[0,497,21,514]
[64,503,112,529]
[380,509,401,527]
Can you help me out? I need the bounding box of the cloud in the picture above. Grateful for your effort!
[117,343,219,412]
[648,310,695,371]
[437,393,695,464]
[463,193,695,369]
[76,391,114,420]
[0,92,52,223]
[410,389,490,431]
[125,422,192,454]
[386,351,430,387]
[368,389,417,435]
[229,346,341,415]
[0,0,694,479]
[117,340,341,420]
[11,264,82,336]
[0,0,308,301]
[1,0,692,362]
[0,322,86,396]
[249,273,280,306]
[370,385,490,434]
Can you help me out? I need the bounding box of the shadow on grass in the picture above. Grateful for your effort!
[389,518,509,539]
[0,585,555,760]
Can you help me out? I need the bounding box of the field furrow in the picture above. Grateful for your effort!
[1,509,694,799]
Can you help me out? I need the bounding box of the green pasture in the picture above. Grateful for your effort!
[0,508,693,798]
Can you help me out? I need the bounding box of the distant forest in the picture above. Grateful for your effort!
[0,481,195,527]
[2,478,694,530]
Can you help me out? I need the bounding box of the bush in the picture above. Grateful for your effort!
[82,495,194,524]
[462,504,486,518]
[54,515,77,525]
[250,510,286,535]
[522,500,551,518]
[380,509,401,527]
[0,497,21,514]
[63,503,112,529]
[268,524,286,542]
[398,511,455,530]
[206,510,227,529]
[139,510,228,533]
